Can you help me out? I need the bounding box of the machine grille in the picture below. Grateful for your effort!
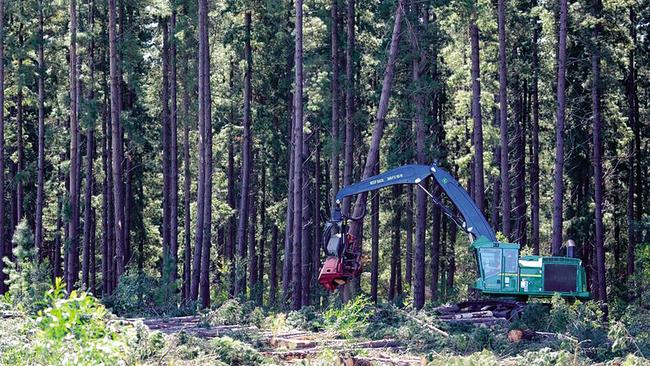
[543,264,577,292]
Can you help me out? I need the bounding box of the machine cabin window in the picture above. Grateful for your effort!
[481,248,502,278]
[503,249,518,273]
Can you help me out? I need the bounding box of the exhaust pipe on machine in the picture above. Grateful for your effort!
[566,239,575,258]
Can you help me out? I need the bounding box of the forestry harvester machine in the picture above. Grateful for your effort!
[317,164,590,321]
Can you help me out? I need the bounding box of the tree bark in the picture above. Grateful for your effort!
[161,19,173,283]
[370,163,380,303]
[182,57,192,301]
[495,0,511,239]
[348,0,404,237]
[0,0,4,294]
[591,0,606,303]
[625,7,637,277]
[300,138,311,307]
[236,11,253,297]
[198,0,213,308]
[330,0,340,207]
[170,7,179,284]
[389,185,402,301]
[342,0,355,215]
[552,0,568,255]
[248,165,258,298]
[35,0,46,260]
[270,225,279,306]
[470,4,485,213]
[68,0,81,292]
[430,189,441,302]
[405,186,413,287]
[109,0,126,282]
[530,15,540,255]
[291,0,305,310]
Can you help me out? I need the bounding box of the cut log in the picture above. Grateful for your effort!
[397,309,449,337]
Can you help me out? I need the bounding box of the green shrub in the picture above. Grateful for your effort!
[286,305,324,331]
[323,295,371,339]
[426,350,500,366]
[209,336,268,365]
[204,298,244,326]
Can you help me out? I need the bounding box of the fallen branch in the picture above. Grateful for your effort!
[397,309,449,337]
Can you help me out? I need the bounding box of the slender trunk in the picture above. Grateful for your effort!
[182,58,192,300]
[625,7,637,277]
[248,167,258,298]
[552,0,568,255]
[591,0,606,303]
[405,186,413,287]
[109,0,126,281]
[470,5,484,213]
[348,0,404,235]
[68,0,80,292]
[35,0,46,260]
[342,0,355,215]
[530,16,540,255]
[270,225,278,306]
[312,131,322,303]
[82,0,96,290]
[430,190,441,302]
[0,0,4,294]
[198,0,213,308]
[236,11,253,297]
[291,0,305,310]
[226,63,236,293]
[300,139,311,307]
[370,164,380,303]
[54,198,63,279]
[170,8,179,284]
[161,19,172,281]
[514,81,527,244]
[496,0,511,239]
[330,0,340,206]
[411,6,427,309]
[258,167,267,304]
[389,185,402,301]
[446,217,456,290]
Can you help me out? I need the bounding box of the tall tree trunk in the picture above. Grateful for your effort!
[270,225,278,306]
[388,185,402,301]
[226,63,236,294]
[35,0,46,260]
[530,15,540,255]
[552,0,568,255]
[258,167,267,304]
[68,0,80,292]
[496,0,511,239]
[348,0,404,239]
[591,0,606,303]
[161,19,173,282]
[248,166,258,298]
[236,11,253,297]
[182,58,192,301]
[291,0,305,310]
[300,139,311,307]
[513,81,527,244]
[109,0,126,281]
[430,189,441,302]
[82,6,96,288]
[342,0,355,215]
[370,164,380,303]
[198,0,213,308]
[170,8,179,284]
[405,186,413,287]
[470,4,484,213]
[411,5,427,309]
[446,217,456,290]
[330,0,340,206]
[625,7,637,277]
[0,0,4,294]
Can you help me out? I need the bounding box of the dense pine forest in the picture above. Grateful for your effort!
[0,0,649,364]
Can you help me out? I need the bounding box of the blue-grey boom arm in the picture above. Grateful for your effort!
[332,164,497,242]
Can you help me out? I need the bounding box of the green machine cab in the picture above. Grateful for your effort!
[318,163,590,301]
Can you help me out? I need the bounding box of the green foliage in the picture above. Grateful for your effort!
[209,336,268,366]
[323,295,371,339]
[3,219,52,312]
[286,305,324,331]
[426,350,500,366]
[204,298,245,326]
[104,269,193,317]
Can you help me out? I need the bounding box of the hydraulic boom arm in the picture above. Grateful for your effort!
[318,163,496,291]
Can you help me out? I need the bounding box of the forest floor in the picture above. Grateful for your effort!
[131,314,428,365]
